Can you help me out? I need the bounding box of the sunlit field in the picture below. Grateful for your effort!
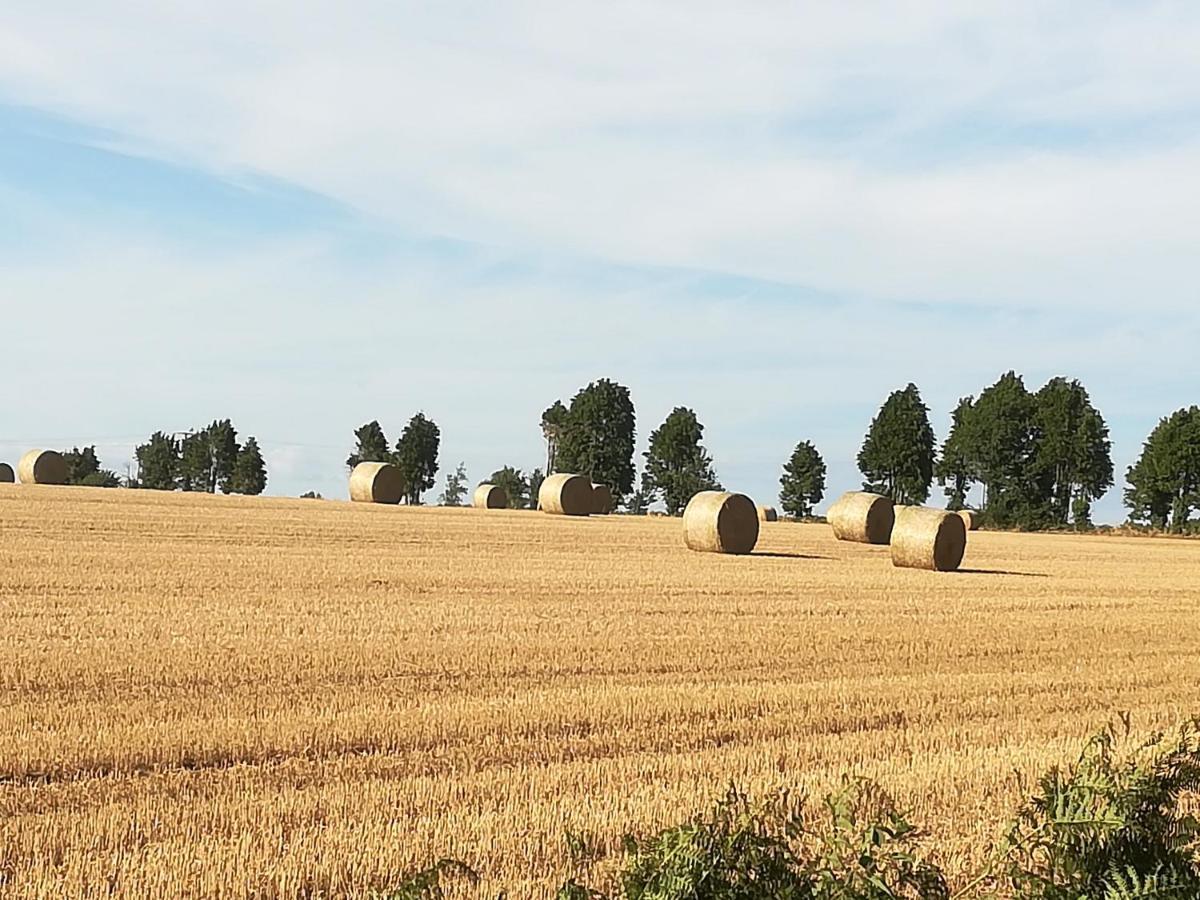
[1,485,1197,898]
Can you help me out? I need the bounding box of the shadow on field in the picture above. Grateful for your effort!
[752,551,833,560]
[957,568,1049,578]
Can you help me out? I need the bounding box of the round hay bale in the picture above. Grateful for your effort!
[682,491,759,555]
[539,473,592,516]
[757,505,778,522]
[891,506,967,572]
[827,491,894,544]
[473,483,507,509]
[18,450,67,485]
[591,483,613,515]
[958,509,979,531]
[0,463,13,484]
[348,461,404,504]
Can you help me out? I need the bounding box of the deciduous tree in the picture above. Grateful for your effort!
[857,383,935,505]
[641,407,721,516]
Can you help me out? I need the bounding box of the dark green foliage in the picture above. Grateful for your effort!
[209,420,240,494]
[1125,408,1200,532]
[62,446,101,484]
[556,379,637,507]
[439,462,469,507]
[968,373,1044,529]
[379,859,479,899]
[488,466,530,509]
[79,470,121,488]
[543,400,570,474]
[1000,717,1200,899]
[346,420,391,471]
[779,441,826,519]
[641,407,721,516]
[1033,378,1113,528]
[935,398,977,511]
[858,384,936,505]
[528,467,546,510]
[134,432,179,491]
[394,413,441,505]
[177,421,239,494]
[229,437,267,495]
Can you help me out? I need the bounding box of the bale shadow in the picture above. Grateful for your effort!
[752,551,833,560]
[957,568,1049,578]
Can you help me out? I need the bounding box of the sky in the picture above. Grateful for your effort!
[2,2,1199,520]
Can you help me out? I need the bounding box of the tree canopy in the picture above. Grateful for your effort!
[1125,407,1200,532]
[641,407,721,515]
[555,379,636,506]
[394,413,440,505]
[779,441,826,519]
[487,466,530,509]
[857,383,935,505]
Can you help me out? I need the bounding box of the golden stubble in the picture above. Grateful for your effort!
[1,485,1198,898]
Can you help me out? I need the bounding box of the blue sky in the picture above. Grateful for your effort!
[3,2,1200,521]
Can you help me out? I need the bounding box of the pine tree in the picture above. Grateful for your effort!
[134,432,180,491]
[179,429,214,492]
[779,441,826,519]
[857,383,935,505]
[641,407,721,516]
[394,413,440,505]
[1034,378,1113,527]
[346,421,391,470]
[935,397,977,511]
[208,419,240,494]
[556,379,636,506]
[230,437,267,495]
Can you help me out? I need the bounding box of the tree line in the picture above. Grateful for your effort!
[132,420,267,494]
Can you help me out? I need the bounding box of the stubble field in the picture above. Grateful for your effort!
[1,485,1198,898]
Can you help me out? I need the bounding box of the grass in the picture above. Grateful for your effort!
[1,485,1198,897]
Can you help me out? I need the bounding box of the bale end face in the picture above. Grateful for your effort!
[0,463,13,484]
[958,509,980,531]
[891,506,967,572]
[473,484,508,509]
[590,483,614,515]
[18,450,68,486]
[348,461,404,504]
[683,491,760,554]
[827,491,894,544]
[757,505,778,522]
[539,473,592,516]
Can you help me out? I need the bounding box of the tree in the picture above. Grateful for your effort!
[1125,407,1200,532]
[528,467,545,511]
[541,401,569,475]
[179,429,213,492]
[779,441,826,519]
[857,383,935,505]
[440,462,469,507]
[488,466,529,509]
[134,432,179,491]
[641,407,721,515]
[556,379,637,506]
[969,372,1045,528]
[208,419,240,494]
[229,437,267,495]
[346,421,391,470]
[394,413,440,505]
[935,397,978,511]
[63,446,100,484]
[1033,377,1113,527]
[80,469,121,488]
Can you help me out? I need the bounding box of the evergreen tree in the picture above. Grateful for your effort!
[935,397,977,511]
[528,467,545,510]
[208,419,240,494]
[394,413,440,505]
[488,466,529,509]
[1034,378,1113,527]
[556,379,636,505]
[541,401,569,475]
[346,421,391,470]
[230,437,267,495]
[857,383,935,505]
[1125,407,1200,532]
[779,441,826,519]
[179,429,214,492]
[440,462,469,507]
[134,432,179,491]
[970,372,1044,527]
[62,446,102,485]
[641,407,721,516]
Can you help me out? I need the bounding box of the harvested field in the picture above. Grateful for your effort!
[1,485,1199,897]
